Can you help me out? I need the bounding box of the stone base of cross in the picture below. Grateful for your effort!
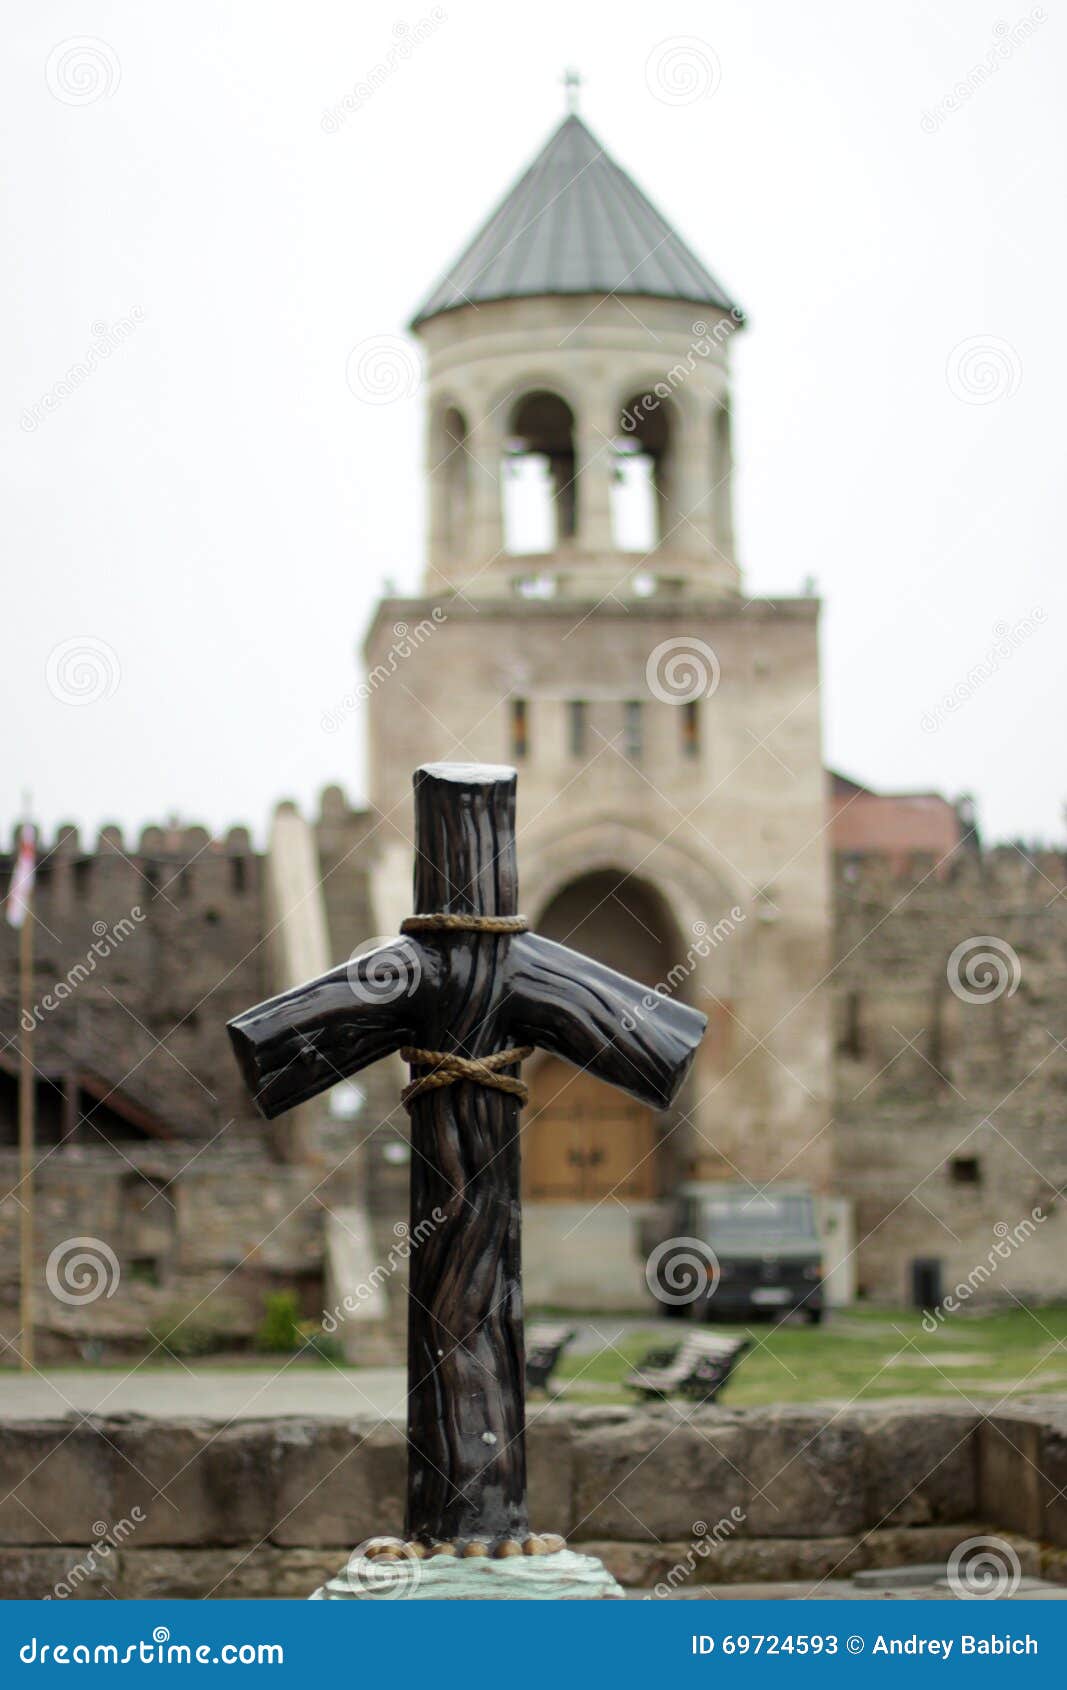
[228,764,706,1599]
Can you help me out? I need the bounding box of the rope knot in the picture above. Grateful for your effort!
[400,913,528,936]
[399,1046,534,1111]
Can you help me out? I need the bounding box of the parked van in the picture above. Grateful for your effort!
[657,1182,824,1323]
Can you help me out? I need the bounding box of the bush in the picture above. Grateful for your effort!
[149,1305,234,1358]
[254,1290,304,1354]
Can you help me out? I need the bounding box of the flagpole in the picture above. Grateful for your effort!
[19,890,34,1371]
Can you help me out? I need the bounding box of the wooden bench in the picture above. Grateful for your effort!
[626,1330,749,1405]
[524,1322,576,1392]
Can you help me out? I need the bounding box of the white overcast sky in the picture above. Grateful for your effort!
[3,1,1063,848]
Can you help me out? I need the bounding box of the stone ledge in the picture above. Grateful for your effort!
[0,1401,1063,1573]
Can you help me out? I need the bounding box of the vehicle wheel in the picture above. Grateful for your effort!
[805,1306,823,1326]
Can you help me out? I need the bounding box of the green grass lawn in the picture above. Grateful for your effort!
[549,1305,1067,1408]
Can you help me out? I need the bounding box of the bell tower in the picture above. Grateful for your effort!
[362,98,832,1280]
[410,108,744,602]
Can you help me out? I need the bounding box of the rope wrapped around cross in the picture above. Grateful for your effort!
[397,913,533,1109]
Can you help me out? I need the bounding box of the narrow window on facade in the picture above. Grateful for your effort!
[682,699,700,758]
[510,698,529,760]
[622,699,643,761]
[568,699,587,758]
[950,1156,982,1186]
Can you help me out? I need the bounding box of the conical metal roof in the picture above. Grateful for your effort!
[411,113,742,328]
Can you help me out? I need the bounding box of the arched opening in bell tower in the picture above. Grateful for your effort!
[503,390,576,554]
[524,868,693,1202]
[612,393,676,552]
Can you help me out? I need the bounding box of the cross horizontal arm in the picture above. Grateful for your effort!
[227,938,432,1119]
[504,933,706,1110]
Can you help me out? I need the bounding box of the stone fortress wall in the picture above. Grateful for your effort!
[5,803,1064,1359]
[833,844,1067,1306]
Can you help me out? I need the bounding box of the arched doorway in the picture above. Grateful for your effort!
[522,869,690,1203]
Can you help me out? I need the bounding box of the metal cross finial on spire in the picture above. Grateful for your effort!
[562,67,583,115]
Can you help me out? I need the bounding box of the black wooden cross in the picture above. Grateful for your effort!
[228,763,706,1552]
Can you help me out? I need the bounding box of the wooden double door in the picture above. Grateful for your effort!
[523,1057,658,1201]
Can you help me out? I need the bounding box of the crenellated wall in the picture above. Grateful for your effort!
[0,820,267,1148]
